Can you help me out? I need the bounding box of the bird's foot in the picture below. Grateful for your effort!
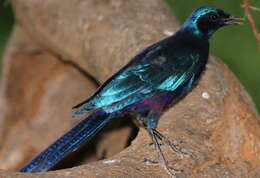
[142,158,182,178]
[146,128,185,178]
[166,142,191,159]
[149,142,163,146]
[163,163,183,178]
[142,158,158,165]
[153,129,192,159]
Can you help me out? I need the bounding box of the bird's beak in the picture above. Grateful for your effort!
[224,16,244,25]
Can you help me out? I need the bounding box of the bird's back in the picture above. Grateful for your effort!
[72,33,209,117]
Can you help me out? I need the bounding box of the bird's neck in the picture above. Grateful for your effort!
[174,27,209,45]
[170,28,210,60]
[178,23,212,40]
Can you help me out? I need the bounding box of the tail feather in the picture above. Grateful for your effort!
[20,110,111,173]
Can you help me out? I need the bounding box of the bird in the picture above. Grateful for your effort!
[19,6,242,176]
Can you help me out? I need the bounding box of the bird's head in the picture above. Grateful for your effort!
[181,6,243,38]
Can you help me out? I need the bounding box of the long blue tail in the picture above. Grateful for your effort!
[20,110,111,173]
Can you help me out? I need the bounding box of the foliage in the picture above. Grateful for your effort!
[0,3,13,60]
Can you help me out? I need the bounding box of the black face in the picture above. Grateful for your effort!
[197,10,231,35]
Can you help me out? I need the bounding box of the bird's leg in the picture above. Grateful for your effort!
[147,128,182,178]
[153,129,191,158]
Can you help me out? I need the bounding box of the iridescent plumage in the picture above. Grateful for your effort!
[20,6,241,175]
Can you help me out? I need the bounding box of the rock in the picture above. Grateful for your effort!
[0,0,259,177]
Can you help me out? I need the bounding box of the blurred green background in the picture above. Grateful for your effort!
[0,2,13,59]
[0,1,260,111]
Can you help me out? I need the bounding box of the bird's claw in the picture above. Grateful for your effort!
[168,143,192,159]
[163,164,183,178]
[153,129,192,159]
[149,142,163,146]
[142,158,182,178]
[142,158,158,165]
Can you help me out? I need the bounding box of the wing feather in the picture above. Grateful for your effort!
[72,45,200,116]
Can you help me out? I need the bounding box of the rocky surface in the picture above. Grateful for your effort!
[0,0,259,177]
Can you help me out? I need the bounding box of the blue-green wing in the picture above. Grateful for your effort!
[72,46,199,116]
